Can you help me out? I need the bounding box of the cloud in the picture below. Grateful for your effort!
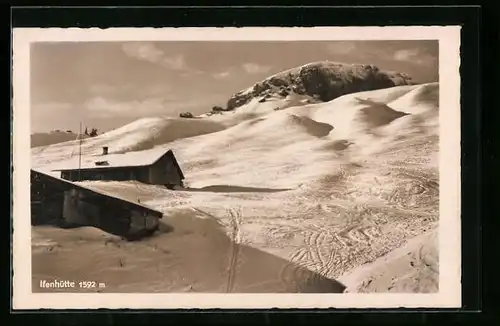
[83,94,225,119]
[162,54,189,71]
[32,102,73,112]
[88,83,118,96]
[326,42,357,55]
[88,82,174,99]
[31,102,76,132]
[84,97,167,118]
[180,70,205,78]
[242,63,272,74]
[212,71,231,79]
[121,42,164,64]
[393,49,420,61]
[393,48,437,66]
[140,83,172,97]
[121,42,189,71]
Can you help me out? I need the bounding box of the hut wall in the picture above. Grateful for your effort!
[97,200,132,236]
[63,189,92,225]
[63,189,104,226]
[61,167,151,183]
[136,167,151,184]
[32,170,162,239]
[61,171,72,181]
[129,210,160,234]
[85,169,126,181]
[31,199,64,225]
[61,189,135,236]
[149,154,183,186]
[31,171,65,225]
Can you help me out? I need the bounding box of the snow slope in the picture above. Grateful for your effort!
[31,116,226,172]
[339,228,438,293]
[31,82,439,293]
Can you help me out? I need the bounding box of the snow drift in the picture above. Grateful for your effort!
[33,210,346,293]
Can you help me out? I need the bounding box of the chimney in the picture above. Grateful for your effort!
[102,146,109,155]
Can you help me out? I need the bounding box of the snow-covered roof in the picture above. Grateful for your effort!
[52,147,178,172]
[31,169,163,216]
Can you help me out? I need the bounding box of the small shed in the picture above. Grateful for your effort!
[31,169,163,239]
[53,147,185,189]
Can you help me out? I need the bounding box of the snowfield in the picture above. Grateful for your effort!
[31,79,439,293]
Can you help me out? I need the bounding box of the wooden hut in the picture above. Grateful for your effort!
[31,169,163,239]
[53,147,185,189]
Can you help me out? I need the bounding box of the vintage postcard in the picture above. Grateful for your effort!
[12,26,461,309]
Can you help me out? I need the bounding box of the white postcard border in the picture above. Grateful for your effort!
[12,26,461,309]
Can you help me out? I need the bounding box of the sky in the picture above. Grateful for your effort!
[30,40,438,133]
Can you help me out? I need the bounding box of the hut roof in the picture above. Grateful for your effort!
[31,169,163,218]
[51,147,184,179]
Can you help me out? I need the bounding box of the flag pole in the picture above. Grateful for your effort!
[78,121,82,181]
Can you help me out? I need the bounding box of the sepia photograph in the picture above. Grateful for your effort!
[12,27,461,309]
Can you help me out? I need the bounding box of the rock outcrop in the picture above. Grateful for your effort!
[226,61,415,111]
